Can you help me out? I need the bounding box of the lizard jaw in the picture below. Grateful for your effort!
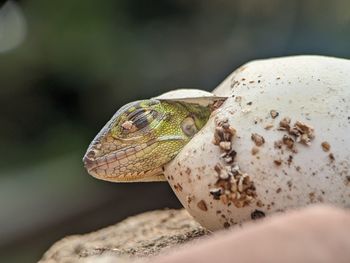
[90,166,166,182]
[83,145,168,182]
[83,135,186,182]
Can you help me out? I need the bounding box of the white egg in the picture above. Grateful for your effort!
[163,56,350,230]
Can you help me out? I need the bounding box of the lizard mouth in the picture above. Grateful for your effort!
[87,166,165,182]
[83,141,153,173]
[83,150,165,182]
[83,135,185,182]
[83,139,167,182]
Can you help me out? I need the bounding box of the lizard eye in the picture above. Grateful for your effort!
[121,108,159,133]
[181,116,198,137]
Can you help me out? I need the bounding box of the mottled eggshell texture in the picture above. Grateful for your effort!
[164,56,350,230]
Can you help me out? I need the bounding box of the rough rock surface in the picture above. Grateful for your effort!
[39,209,208,263]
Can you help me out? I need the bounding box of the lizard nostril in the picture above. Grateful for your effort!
[86,150,96,159]
[83,150,97,169]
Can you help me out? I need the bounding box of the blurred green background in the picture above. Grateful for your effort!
[0,0,349,262]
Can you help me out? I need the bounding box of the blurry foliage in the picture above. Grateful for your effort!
[1,0,350,169]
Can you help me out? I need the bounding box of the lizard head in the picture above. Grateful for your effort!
[83,99,212,182]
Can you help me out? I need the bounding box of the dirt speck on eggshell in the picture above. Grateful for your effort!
[282,135,295,149]
[219,141,232,151]
[279,117,291,131]
[197,200,208,211]
[251,133,265,146]
[274,159,282,166]
[251,210,266,220]
[270,110,279,119]
[345,176,350,186]
[223,222,231,228]
[321,142,331,152]
[278,117,315,146]
[251,146,259,155]
[264,123,274,130]
[173,183,183,192]
[290,121,315,145]
[210,120,257,208]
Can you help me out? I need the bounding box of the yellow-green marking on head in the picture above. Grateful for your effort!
[83,98,215,182]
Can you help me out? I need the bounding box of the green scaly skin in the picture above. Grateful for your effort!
[83,99,212,182]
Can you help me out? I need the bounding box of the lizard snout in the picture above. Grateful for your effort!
[82,150,98,171]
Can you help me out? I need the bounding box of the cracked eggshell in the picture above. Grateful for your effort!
[154,88,214,100]
[164,56,350,230]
